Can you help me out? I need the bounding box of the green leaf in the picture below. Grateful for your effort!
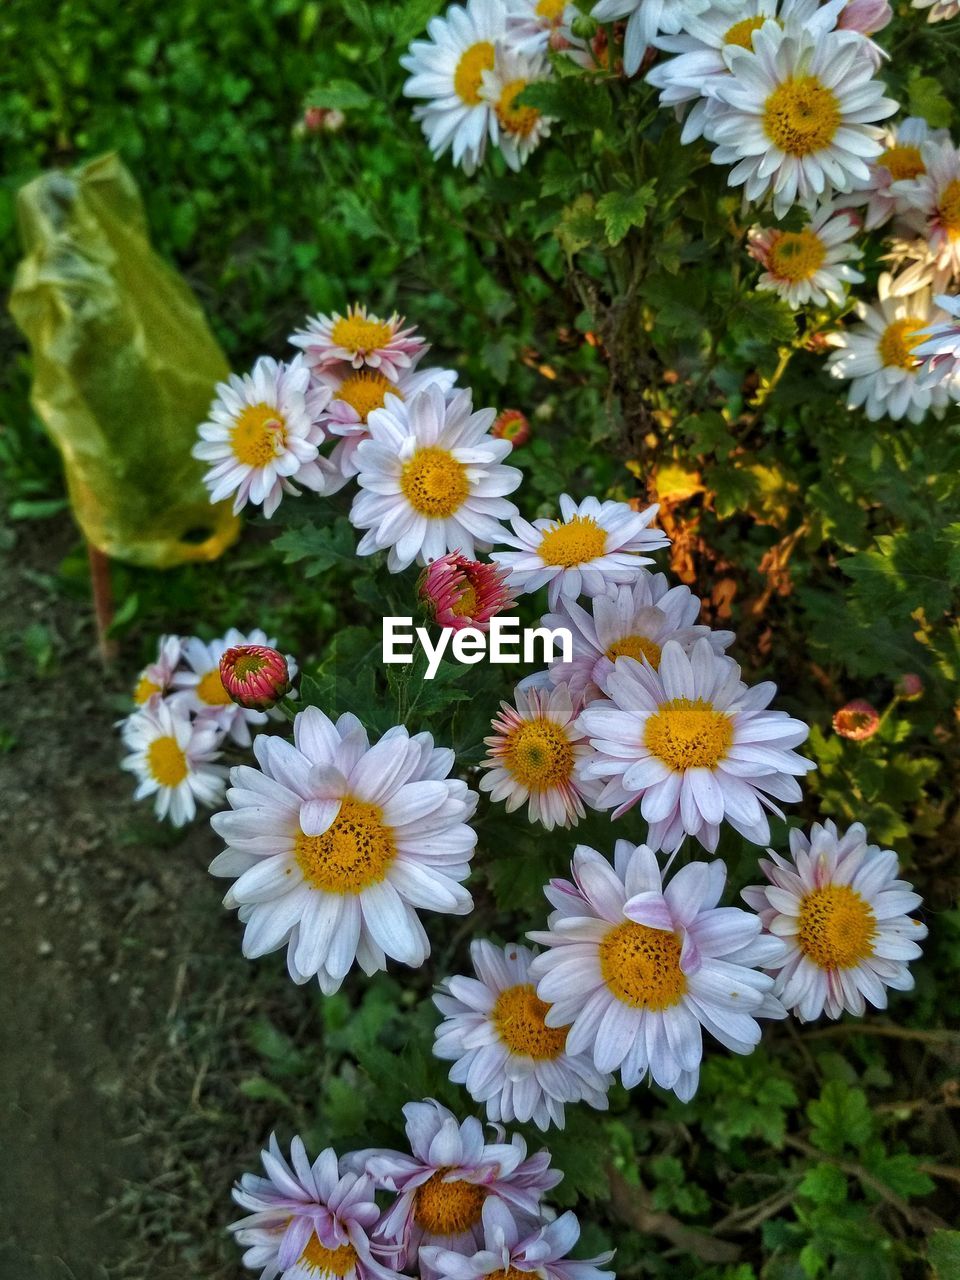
[596,184,657,247]
[928,1231,960,1279]
[273,518,359,577]
[807,1081,873,1155]
[798,1163,847,1206]
[907,73,953,128]
[866,1152,935,1199]
[555,193,602,257]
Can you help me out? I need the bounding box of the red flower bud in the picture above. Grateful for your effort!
[896,673,923,701]
[492,409,531,448]
[832,699,880,742]
[219,645,291,711]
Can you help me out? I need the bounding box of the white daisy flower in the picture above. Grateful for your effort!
[916,292,960,387]
[491,494,669,610]
[121,696,226,826]
[826,273,960,422]
[480,45,553,172]
[316,363,458,488]
[577,639,814,852]
[132,634,183,706]
[170,628,298,748]
[591,0,714,76]
[506,0,578,54]
[747,201,864,307]
[850,117,946,232]
[433,940,612,1130]
[289,303,428,381]
[208,708,478,995]
[350,384,522,573]
[704,22,897,218]
[528,841,788,1101]
[192,356,336,518]
[898,138,960,288]
[912,0,960,21]
[401,0,508,174]
[527,575,734,706]
[479,684,600,831]
[742,820,928,1021]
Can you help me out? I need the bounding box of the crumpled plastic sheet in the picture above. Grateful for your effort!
[9,152,240,567]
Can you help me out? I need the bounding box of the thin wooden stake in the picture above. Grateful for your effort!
[87,541,117,665]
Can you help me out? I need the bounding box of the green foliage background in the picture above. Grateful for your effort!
[1,1,959,1277]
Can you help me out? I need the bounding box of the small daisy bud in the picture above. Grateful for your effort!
[492,409,531,447]
[219,645,291,711]
[303,106,326,133]
[418,554,516,632]
[570,14,598,39]
[832,699,881,741]
[839,0,893,35]
[896,673,924,701]
[303,106,346,134]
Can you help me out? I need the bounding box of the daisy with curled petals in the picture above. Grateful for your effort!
[529,575,734,706]
[748,202,864,308]
[826,274,960,422]
[577,639,814,852]
[591,0,713,76]
[229,1134,403,1280]
[898,139,960,288]
[480,45,554,172]
[350,384,522,573]
[422,1198,615,1280]
[208,707,478,994]
[742,820,928,1021]
[401,0,508,174]
[192,356,335,518]
[492,494,669,610]
[912,0,960,22]
[506,0,578,55]
[528,842,788,1101]
[433,940,612,1131]
[916,293,960,387]
[132,634,182,706]
[480,685,600,831]
[851,117,946,232]
[289,304,428,381]
[121,696,226,826]
[172,628,298,748]
[352,1099,562,1278]
[704,22,897,218]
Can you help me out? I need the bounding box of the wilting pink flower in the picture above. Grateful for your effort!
[492,409,531,447]
[896,673,924,701]
[839,0,893,35]
[219,644,291,711]
[832,699,880,741]
[418,553,516,632]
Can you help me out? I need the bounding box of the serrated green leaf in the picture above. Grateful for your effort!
[807,1081,873,1154]
[596,183,656,246]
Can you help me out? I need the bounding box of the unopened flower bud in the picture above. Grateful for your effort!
[570,14,598,39]
[492,409,531,447]
[832,699,880,741]
[418,554,516,632]
[896,673,924,701]
[839,0,893,35]
[219,645,291,711]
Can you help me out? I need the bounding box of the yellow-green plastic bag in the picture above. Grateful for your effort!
[8,152,240,568]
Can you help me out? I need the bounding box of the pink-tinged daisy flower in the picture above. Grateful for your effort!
[350,384,522,573]
[480,45,554,172]
[912,0,960,22]
[916,293,960,387]
[289,304,428,381]
[506,0,579,55]
[208,709,477,995]
[418,553,517,632]
[832,698,880,741]
[480,685,600,831]
[132,634,183,705]
[742,820,928,1021]
[899,140,960,288]
[433,940,612,1130]
[352,1099,562,1279]
[422,1198,615,1280]
[530,575,734,706]
[591,0,713,76]
[492,409,531,447]
[492,494,669,610]
[577,639,813,852]
[850,117,945,232]
[748,202,864,308]
[192,356,335,518]
[528,842,787,1101]
[121,696,225,826]
[317,364,459,488]
[172,628,298,748]
[220,644,292,712]
[229,1134,403,1280]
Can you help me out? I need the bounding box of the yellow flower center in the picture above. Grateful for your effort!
[147,735,188,788]
[196,668,232,706]
[230,403,286,467]
[503,718,574,789]
[645,697,734,772]
[299,1236,358,1278]
[538,515,607,568]
[768,229,827,283]
[232,652,269,679]
[414,1171,487,1235]
[881,144,925,182]
[294,799,396,894]
[496,80,540,138]
[536,0,566,18]
[330,312,393,354]
[599,921,687,1010]
[400,446,469,518]
[454,40,496,106]
[134,675,161,705]
[489,1271,528,1280]
[606,634,662,669]
[939,177,960,236]
[763,76,840,156]
[336,371,401,423]
[724,15,766,49]
[492,983,569,1059]
[451,584,478,617]
[878,318,925,371]
[796,884,877,969]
